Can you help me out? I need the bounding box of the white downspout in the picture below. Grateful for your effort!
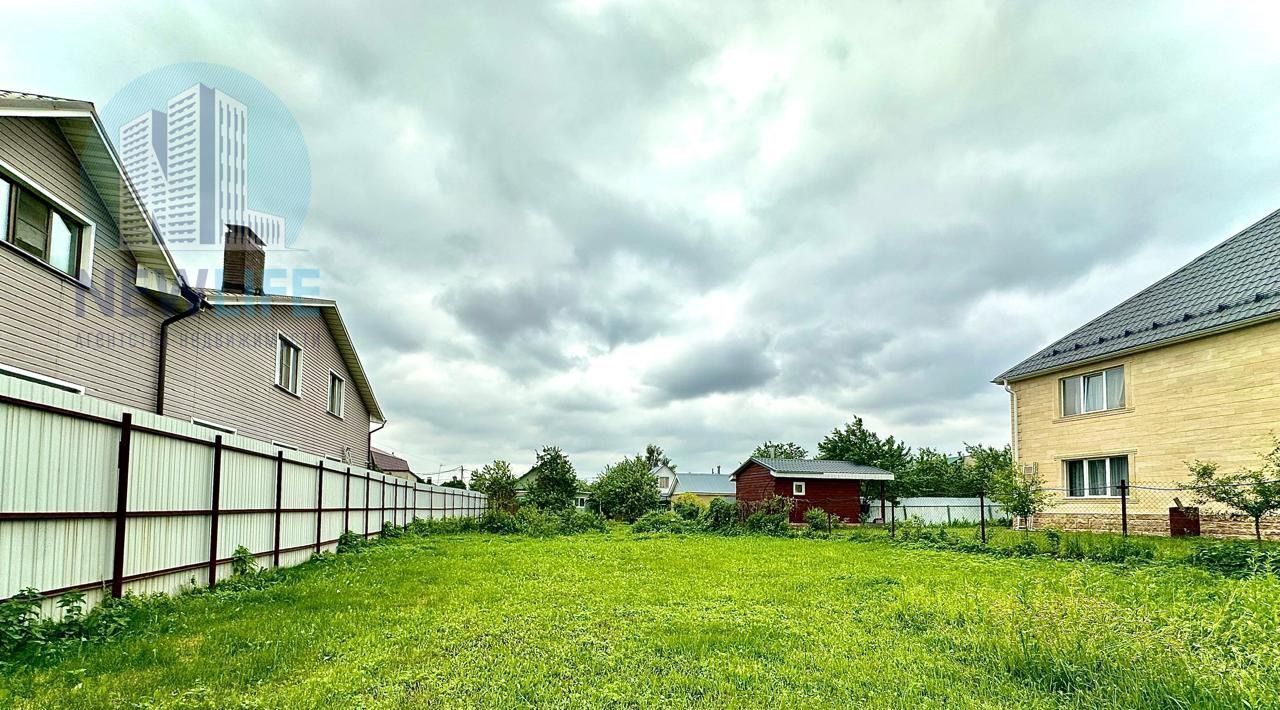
[1001,378,1019,464]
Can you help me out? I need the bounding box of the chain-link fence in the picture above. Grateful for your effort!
[1025,479,1280,542]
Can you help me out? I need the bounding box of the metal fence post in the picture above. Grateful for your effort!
[314,462,324,554]
[208,434,224,589]
[1120,479,1129,537]
[273,451,284,568]
[879,481,886,523]
[979,489,987,544]
[889,503,896,539]
[110,412,133,599]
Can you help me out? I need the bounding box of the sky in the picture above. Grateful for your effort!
[3,1,1280,480]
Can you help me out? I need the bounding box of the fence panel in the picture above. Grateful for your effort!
[0,377,486,612]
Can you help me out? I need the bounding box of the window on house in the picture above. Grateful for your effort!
[658,476,670,489]
[576,496,587,509]
[1061,366,1125,416]
[793,481,806,496]
[327,371,345,417]
[1,176,85,278]
[1065,455,1129,497]
[276,334,301,395]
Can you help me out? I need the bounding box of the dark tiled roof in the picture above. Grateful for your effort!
[996,209,1280,381]
[371,448,412,473]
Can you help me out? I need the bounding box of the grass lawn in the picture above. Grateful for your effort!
[3,530,1279,709]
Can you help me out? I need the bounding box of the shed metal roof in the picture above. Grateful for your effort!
[731,457,895,481]
[672,473,735,496]
[995,208,1280,382]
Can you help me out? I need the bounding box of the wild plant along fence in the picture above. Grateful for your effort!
[0,377,486,612]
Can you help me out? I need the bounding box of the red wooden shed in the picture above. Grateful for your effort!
[730,457,895,524]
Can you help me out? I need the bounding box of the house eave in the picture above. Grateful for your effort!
[992,309,1280,385]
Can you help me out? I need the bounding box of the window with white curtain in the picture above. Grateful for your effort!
[1061,366,1125,416]
[1065,455,1129,496]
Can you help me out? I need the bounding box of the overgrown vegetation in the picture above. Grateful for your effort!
[592,455,660,521]
[469,459,518,512]
[523,446,579,511]
[3,534,1279,708]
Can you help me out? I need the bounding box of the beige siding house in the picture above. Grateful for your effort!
[0,89,385,467]
[995,209,1280,538]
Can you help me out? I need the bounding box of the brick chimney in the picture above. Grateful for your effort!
[223,224,266,295]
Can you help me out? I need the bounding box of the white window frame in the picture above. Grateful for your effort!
[0,158,96,286]
[275,332,302,396]
[0,363,85,394]
[793,481,806,496]
[1064,455,1129,498]
[191,417,236,435]
[658,476,670,489]
[1061,366,1124,417]
[576,496,588,509]
[327,369,345,418]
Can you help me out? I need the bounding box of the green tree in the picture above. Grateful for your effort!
[525,446,579,511]
[960,443,1014,496]
[751,441,809,460]
[643,444,675,472]
[471,459,518,512]
[895,447,967,498]
[440,477,467,490]
[593,455,660,522]
[990,458,1053,533]
[1185,440,1280,544]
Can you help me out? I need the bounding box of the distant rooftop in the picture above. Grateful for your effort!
[733,458,895,481]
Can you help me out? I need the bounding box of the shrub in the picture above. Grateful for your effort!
[1188,542,1280,578]
[337,530,367,554]
[558,509,608,534]
[514,506,561,537]
[478,509,520,534]
[804,507,835,536]
[672,493,707,521]
[231,545,259,577]
[701,498,738,532]
[743,496,792,536]
[632,511,698,534]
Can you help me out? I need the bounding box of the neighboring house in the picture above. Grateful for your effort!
[652,464,678,502]
[371,448,425,483]
[731,457,894,524]
[994,208,1280,538]
[0,90,187,407]
[160,226,385,465]
[671,472,735,504]
[514,468,594,509]
[0,89,385,468]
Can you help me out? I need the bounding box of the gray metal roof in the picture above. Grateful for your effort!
[996,208,1280,382]
[672,473,735,496]
[733,457,895,481]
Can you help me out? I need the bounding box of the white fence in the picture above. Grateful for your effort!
[0,376,485,611]
[886,497,1008,526]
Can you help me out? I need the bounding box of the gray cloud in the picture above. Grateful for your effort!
[7,0,1280,475]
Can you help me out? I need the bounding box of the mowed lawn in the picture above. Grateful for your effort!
[3,532,1279,709]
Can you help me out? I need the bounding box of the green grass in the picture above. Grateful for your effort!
[3,530,1279,708]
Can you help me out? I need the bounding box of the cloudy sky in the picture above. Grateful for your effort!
[4,1,1280,478]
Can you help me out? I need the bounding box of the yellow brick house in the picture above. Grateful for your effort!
[994,209,1280,538]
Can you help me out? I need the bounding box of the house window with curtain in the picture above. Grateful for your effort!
[0,174,86,278]
[1064,455,1129,497]
[1061,366,1125,416]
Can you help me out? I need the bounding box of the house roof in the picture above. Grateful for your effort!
[995,208,1280,382]
[193,289,385,423]
[731,457,896,481]
[370,447,411,472]
[0,89,184,299]
[672,473,735,496]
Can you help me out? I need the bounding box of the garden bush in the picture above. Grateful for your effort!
[743,496,792,536]
[671,493,707,521]
[804,507,835,536]
[478,509,520,534]
[632,511,699,534]
[557,508,608,534]
[701,497,739,532]
[1188,541,1280,578]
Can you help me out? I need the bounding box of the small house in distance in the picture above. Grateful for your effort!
[671,472,735,504]
[731,457,894,523]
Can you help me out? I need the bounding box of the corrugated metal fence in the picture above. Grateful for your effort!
[0,377,486,611]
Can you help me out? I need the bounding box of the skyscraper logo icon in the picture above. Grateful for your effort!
[119,83,286,249]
